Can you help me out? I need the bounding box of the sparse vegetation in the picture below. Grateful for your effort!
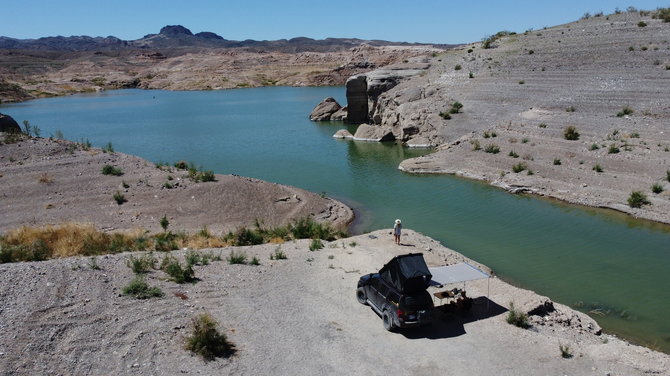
[126,253,157,274]
[101,142,114,153]
[101,164,124,176]
[113,191,127,205]
[270,247,287,260]
[506,302,530,328]
[538,123,547,128]
[566,106,576,113]
[518,80,525,85]
[637,21,647,27]
[484,144,500,154]
[651,183,664,194]
[508,150,519,158]
[454,64,462,71]
[438,111,451,120]
[590,143,600,151]
[309,238,324,251]
[608,145,620,154]
[628,191,650,208]
[185,313,236,361]
[38,173,54,184]
[559,343,573,359]
[449,101,463,114]
[553,158,562,165]
[122,276,164,299]
[563,126,580,140]
[250,256,260,265]
[227,250,248,264]
[593,164,603,173]
[512,163,527,173]
[161,254,196,283]
[470,139,481,151]
[160,215,170,231]
[616,106,634,117]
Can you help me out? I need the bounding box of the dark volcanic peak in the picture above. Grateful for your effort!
[159,25,193,36]
[195,31,224,40]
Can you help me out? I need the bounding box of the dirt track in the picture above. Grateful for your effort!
[1,229,667,375]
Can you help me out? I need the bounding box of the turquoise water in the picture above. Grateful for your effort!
[3,87,670,352]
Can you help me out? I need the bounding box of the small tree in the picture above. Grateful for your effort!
[160,215,170,231]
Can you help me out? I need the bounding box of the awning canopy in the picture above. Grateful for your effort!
[429,262,490,285]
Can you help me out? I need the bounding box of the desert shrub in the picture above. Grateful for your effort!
[518,80,525,85]
[608,145,620,154]
[270,247,287,260]
[122,277,164,299]
[113,191,127,205]
[0,239,51,263]
[538,123,547,128]
[590,143,600,150]
[469,72,474,78]
[185,313,236,361]
[651,183,664,194]
[227,250,247,264]
[628,191,650,208]
[512,163,527,173]
[185,251,203,266]
[521,138,529,144]
[174,160,189,169]
[438,111,451,120]
[449,101,463,114]
[566,106,576,112]
[454,64,462,71]
[553,158,562,165]
[470,139,481,151]
[593,164,603,173]
[159,215,170,232]
[309,239,324,251]
[154,232,178,252]
[101,165,123,176]
[233,227,263,246]
[289,217,339,241]
[666,170,670,182]
[559,343,573,358]
[484,144,500,154]
[198,170,216,182]
[250,256,260,266]
[629,132,639,138]
[506,303,530,328]
[101,142,114,153]
[38,173,54,184]
[528,50,534,55]
[508,150,519,158]
[563,126,580,140]
[616,106,634,117]
[161,255,195,283]
[126,253,157,274]
[638,21,647,27]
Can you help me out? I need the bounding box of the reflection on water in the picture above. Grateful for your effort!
[2,87,670,352]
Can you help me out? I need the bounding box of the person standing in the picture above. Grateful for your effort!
[393,219,402,245]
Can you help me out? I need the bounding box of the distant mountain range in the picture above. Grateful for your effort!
[0,25,451,53]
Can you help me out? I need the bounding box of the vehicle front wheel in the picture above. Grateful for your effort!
[382,310,395,332]
[356,287,367,305]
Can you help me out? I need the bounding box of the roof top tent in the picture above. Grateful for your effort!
[379,253,432,294]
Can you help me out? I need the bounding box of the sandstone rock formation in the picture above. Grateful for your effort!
[352,123,395,142]
[0,113,20,133]
[309,97,342,121]
[330,106,348,121]
[332,129,353,139]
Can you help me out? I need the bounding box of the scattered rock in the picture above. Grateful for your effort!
[309,97,342,121]
[352,123,395,142]
[0,113,21,133]
[332,129,353,139]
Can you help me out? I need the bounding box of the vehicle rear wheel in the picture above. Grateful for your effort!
[356,287,367,305]
[382,310,395,331]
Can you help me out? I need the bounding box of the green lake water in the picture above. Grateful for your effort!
[2,87,669,352]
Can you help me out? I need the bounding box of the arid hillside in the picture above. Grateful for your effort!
[355,9,670,224]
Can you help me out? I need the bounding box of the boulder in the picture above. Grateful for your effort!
[352,123,395,142]
[0,113,21,133]
[332,129,353,139]
[345,75,368,124]
[309,97,342,121]
[331,106,348,121]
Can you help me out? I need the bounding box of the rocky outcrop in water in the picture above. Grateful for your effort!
[309,97,342,121]
[0,113,20,133]
[352,123,395,142]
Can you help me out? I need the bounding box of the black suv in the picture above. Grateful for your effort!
[356,253,434,331]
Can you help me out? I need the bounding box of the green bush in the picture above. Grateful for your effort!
[553,158,562,165]
[227,250,248,264]
[126,253,157,274]
[101,165,123,176]
[185,251,203,266]
[438,111,451,120]
[113,191,127,205]
[508,150,519,158]
[651,183,664,194]
[608,145,620,154]
[233,227,264,246]
[449,101,463,114]
[250,256,260,266]
[638,21,647,27]
[161,255,195,283]
[454,64,462,71]
[0,239,51,263]
[512,163,527,173]
[563,126,580,140]
[616,106,634,117]
[559,343,573,358]
[185,313,236,361]
[538,123,547,128]
[627,191,650,208]
[506,303,530,328]
[484,144,500,154]
[593,164,603,173]
[590,143,600,150]
[102,142,114,153]
[566,106,576,113]
[122,277,164,299]
[270,247,287,260]
[309,239,324,251]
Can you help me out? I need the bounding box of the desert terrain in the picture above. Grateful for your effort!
[1,229,668,375]
[348,10,670,225]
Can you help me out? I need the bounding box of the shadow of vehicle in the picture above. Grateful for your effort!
[400,297,507,340]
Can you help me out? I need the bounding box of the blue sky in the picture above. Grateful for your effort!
[2,0,668,44]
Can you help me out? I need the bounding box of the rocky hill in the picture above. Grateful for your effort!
[340,9,670,224]
[0,25,447,102]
